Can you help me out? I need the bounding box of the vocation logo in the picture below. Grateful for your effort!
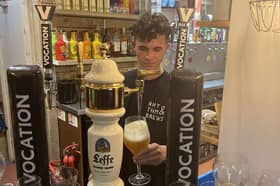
[93,138,114,169]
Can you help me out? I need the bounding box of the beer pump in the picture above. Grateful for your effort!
[84,47,159,186]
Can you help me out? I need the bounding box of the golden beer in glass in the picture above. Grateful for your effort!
[124,120,150,155]
[124,115,151,185]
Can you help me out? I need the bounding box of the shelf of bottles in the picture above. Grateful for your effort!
[52,27,137,66]
[53,0,155,20]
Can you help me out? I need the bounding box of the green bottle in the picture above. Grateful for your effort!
[52,30,57,60]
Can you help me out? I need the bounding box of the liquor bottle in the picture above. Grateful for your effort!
[96,0,104,12]
[83,31,92,59]
[102,28,112,58]
[161,0,168,7]
[168,0,175,7]
[62,31,69,59]
[120,27,128,57]
[145,0,151,14]
[111,27,120,57]
[81,0,89,11]
[89,0,97,12]
[122,0,129,13]
[63,0,71,10]
[55,31,67,61]
[104,0,110,13]
[69,31,78,59]
[92,31,102,59]
[56,0,63,9]
[134,0,140,14]
[51,30,57,60]
[193,28,199,43]
[129,0,135,14]
[72,0,80,10]
[127,29,136,56]
[151,0,161,14]
[211,28,216,42]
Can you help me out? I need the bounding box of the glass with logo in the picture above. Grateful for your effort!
[124,115,151,185]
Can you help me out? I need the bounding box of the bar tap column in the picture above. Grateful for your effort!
[85,55,125,186]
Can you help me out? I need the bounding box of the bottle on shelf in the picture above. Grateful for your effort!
[120,27,128,57]
[89,0,97,12]
[63,0,71,10]
[55,31,67,61]
[92,31,102,59]
[129,0,135,14]
[122,0,129,14]
[127,29,136,56]
[52,30,57,60]
[83,31,92,59]
[96,0,104,12]
[193,28,199,43]
[56,0,64,9]
[62,31,69,59]
[111,26,121,57]
[110,0,117,12]
[104,0,110,13]
[144,0,151,14]
[161,0,168,7]
[102,28,112,58]
[134,0,140,14]
[168,0,175,7]
[81,0,89,11]
[151,0,161,14]
[69,31,78,59]
[72,0,80,11]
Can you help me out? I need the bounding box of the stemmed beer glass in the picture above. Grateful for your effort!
[124,115,151,186]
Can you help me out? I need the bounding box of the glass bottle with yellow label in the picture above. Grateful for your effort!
[69,31,78,60]
[83,31,92,59]
[92,31,102,59]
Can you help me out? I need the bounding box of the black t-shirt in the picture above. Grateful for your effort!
[120,69,170,186]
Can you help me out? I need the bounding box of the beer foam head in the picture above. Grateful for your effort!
[124,120,149,142]
[85,58,124,84]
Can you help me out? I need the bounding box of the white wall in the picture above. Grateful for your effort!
[219,0,280,184]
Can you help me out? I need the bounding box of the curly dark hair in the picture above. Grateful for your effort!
[131,13,172,42]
